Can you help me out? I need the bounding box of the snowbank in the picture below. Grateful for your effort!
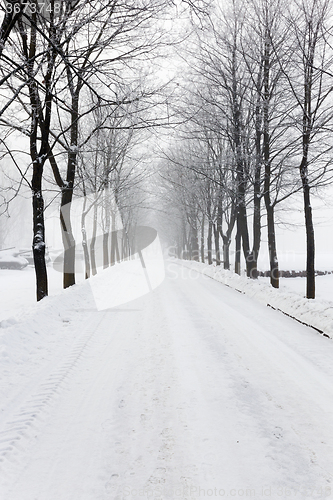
[174,259,333,339]
[0,279,95,379]
[0,252,164,392]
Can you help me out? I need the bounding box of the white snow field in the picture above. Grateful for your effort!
[177,260,333,339]
[1,262,333,499]
[0,266,64,323]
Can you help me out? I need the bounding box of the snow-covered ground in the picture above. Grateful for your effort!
[176,260,333,339]
[0,266,64,323]
[273,274,333,302]
[0,262,333,499]
[2,259,333,324]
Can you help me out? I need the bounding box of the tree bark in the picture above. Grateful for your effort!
[21,12,50,301]
[213,224,220,266]
[301,164,315,298]
[32,168,48,301]
[248,76,262,279]
[266,205,279,288]
[110,211,117,266]
[237,202,251,274]
[300,24,316,299]
[103,193,110,269]
[61,92,80,289]
[90,200,98,276]
[103,232,109,269]
[263,31,279,288]
[60,195,76,287]
[207,220,213,265]
[220,203,236,271]
[81,195,90,280]
[190,224,199,261]
[231,39,251,276]
[235,216,241,275]
[200,215,205,263]
[222,235,230,270]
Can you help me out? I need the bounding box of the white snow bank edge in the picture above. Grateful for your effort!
[174,259,333,340]
[0,279,95,366]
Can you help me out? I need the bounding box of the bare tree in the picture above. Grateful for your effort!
[76,102,146,279]
[282,0,333,298]
[1,0,175,300]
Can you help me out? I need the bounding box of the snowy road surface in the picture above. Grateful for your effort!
[1,262,333,499]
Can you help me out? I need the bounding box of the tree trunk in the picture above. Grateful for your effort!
[121,232,126,260]
[263,31,279,288]
[300,33,315,299]
[216,194,223,266]
[207,220,213,265]
[263,185,279,289]
[122,231,130,260]
[213,224,220,266]
[24,17,49,301]
[90,201,98,276]
[189,223,199,261]
[238,203,251,275]
[103,194,110,269]
[60,193,76,288]
[81,196,90,280]
[222,235,230,270]
[235,217,241,275]
[110,212,116,266]
[200,215,205,263]
[115,236,120,263]
[61,192,76,288]
[62,93,80,289]
[301,169,315,298]
[252,58,264,279]
[207,187,213,265]
[103,232,109,269]
[248,87,262,280]
[266,204,279,288]
[32,169,48,301]
[231,36,251,276]
[220,203,236,271]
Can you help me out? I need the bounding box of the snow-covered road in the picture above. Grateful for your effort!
[1,262,333,499]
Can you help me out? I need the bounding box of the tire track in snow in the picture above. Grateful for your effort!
[2,268,333,499]
[0,312,106,481]
[163,268,333,490]
[99,287,203,500]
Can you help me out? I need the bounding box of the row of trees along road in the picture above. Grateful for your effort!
[0,0,182,300]
[159,0,333,299]
[1,0,332,301]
